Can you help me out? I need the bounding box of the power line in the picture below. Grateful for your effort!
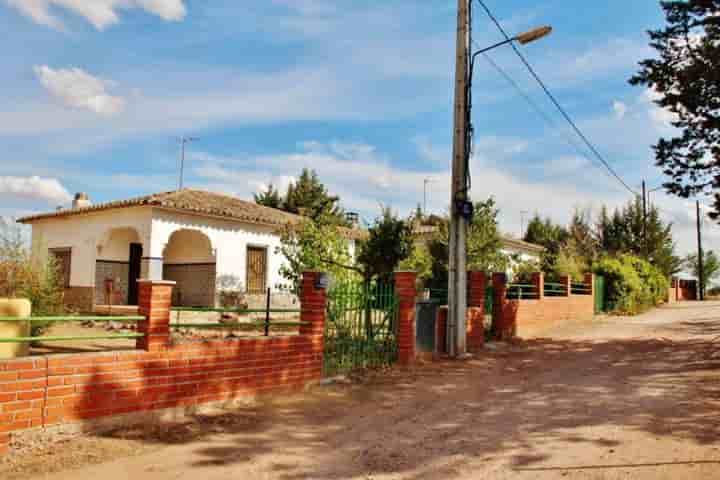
[475,0,638,196]
[473,43,627,192]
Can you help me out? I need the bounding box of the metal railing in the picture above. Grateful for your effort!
[506,284,539,300]
[0,316,145,344]
[171,288,304,336]
[571,282,592,295]
[544,282,568,297]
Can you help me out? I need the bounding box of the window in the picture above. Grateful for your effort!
[49,248,71,288]
[246,246,267,294]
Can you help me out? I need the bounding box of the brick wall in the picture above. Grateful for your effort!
[0,273,326,455]
[493,273,594,340]
[62,287,94,313]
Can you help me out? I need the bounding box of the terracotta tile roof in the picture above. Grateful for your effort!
[19,189,342,230]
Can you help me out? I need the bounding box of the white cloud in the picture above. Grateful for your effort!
[0,176,72,204]
[642,88,678,129]
[5,0,186,30]
[34,65,126,116]
[613,101,627,120]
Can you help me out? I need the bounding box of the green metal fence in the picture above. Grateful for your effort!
[0,316,145,344]
[324,281,399,376]
[544,282,567,297]
[594,275,607,313]
[506,283,539,300]
[571,282,592,295]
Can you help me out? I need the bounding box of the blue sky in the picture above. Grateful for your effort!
[1,0,715,256]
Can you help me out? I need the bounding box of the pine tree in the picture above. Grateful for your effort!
[630,0,720,219]
[253,183,283,209]
[283,169,346,224]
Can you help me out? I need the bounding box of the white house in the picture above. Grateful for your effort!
[18,189,362,312]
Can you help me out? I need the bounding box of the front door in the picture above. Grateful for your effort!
[128,243,143,305]
[246,246,267,295]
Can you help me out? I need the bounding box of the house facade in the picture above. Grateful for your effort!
[18,189,361,312]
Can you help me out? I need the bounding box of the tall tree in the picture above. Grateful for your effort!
[253,183,283,209]
[283,169,346,224]
[685,250,720,292]
[356,207,414,283]
[630,1,720,218]
[523,214,568,274]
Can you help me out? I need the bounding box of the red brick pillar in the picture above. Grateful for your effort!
[492,273,511,340]
[395,271,417,366]
[531,272,544,300]
[299,272,327,367]
[559,275,571,297]
[467,271,486,351]
[137,280,174,352]
[584,273,594,297]
[0,433,8,455]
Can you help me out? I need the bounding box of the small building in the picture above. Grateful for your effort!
[412,224,545,267]
[18,189,362,312]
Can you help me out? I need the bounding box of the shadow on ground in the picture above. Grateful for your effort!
[82,310,720,479]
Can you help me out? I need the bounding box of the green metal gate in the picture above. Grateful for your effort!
[594,275,607,313]
[324,281,399,376]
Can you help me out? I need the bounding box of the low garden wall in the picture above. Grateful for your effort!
[0,272,326,455]
[493,273,595,340]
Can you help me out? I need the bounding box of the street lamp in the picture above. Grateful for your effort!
[446,12,552,357]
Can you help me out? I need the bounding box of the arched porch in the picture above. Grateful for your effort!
[162,229,217,307]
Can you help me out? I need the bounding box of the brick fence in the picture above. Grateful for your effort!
[667,278,698,303]
[493,273,594,340]
[0,272,327,455]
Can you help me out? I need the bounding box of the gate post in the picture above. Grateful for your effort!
[467,271,486,352]
[395,271,417,366]
[299,272,327,371]
[137,280,175,352]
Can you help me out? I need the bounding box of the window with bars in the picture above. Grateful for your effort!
[246,246,267,294]
[49,247,71,288]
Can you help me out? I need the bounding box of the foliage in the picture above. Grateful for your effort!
[356,207,414,283]
[523,214,569,274]
[630,0,720,219]
[283,169,347,224]
[553,248,585,282]
[398,243,433,287]
[595,197,681,278]
[0,219,64,335]
[510,257,541,283]
[277,214,356,294]
[567,208,598,264]
[253,183,283,209]
[684,250,720,294]
[426,198,508,289]
[593,254,669,315]
[467,198,509,273]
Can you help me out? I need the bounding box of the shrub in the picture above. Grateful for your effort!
[0,220,65,335]
[593,254,668,315]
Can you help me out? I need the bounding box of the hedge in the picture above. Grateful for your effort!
[593,254,669,315]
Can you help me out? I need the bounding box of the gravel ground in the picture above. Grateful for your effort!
[3,301,720,479]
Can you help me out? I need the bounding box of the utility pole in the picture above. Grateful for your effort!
[642,180,647,258]
[447,0,471,357]
[697,200,705,301]
[178,136,198,190]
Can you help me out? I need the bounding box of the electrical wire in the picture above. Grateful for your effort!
[473,42,628,192]
[475,0,638,196]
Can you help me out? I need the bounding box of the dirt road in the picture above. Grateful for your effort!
[4,302,720,479]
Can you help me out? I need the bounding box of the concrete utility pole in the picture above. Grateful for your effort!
[447,0,471,357]
[642,180,647,258]
[697,200,705,301]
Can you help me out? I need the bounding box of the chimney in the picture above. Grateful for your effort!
[72,192,91,209]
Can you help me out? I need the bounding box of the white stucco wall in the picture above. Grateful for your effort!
[29,207,152,288]
[151,209,292,291]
